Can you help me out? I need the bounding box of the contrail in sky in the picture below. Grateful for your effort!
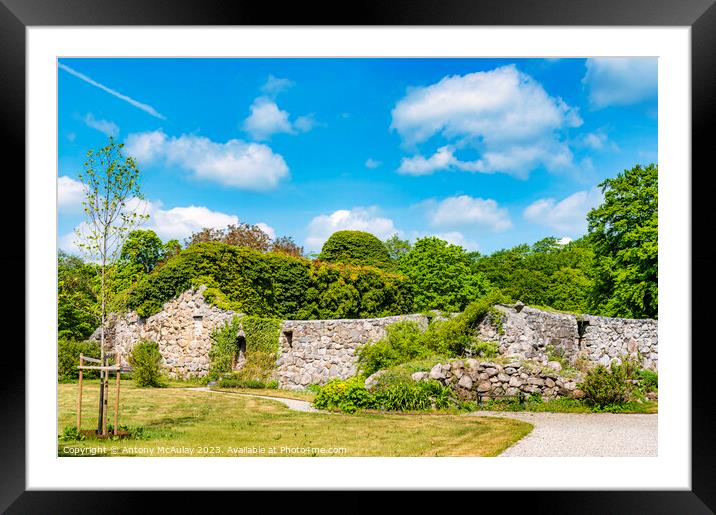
[59,62,166,120]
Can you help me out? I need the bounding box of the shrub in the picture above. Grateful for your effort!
[357,291,507,375]
[125,242,412,319]
[59,425,85,441]
[58,339,101,382]
[579,358,639,407]
[128,339,163,387]
[373,378,453,412]
[312,374,456,413]
[313,377,373,413]
[356,321,429,376]
[318,230,393,269]
[637,369,658,392]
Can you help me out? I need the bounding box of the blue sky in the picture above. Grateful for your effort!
[57,57,657,256]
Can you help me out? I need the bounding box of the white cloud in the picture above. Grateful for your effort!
[150,205,238,241]
[59,63,166,120]
[557,236,573,245]
[261,75,294,96]
[428,195,512,232]
[255,222,276,240]
[305,207,399,250]
[58,175,85,213]
[242,97,315,140]
[583,58,657,108]
[242,97,294,140]
[391,65,581,177]
[523,188,604,235]
[294,115,316,133]
[365,158,382,169]
[59,199,242,254]
[433,231,481,252]
[398,146,457,176]
[124,130,289,191]
[83,113,119,138]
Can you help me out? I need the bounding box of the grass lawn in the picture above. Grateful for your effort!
[472,397,658,414]
[58,381,531,457]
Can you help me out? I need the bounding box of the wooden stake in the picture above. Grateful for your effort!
[114,370,120,436]
[101,357,109,435]
[77,354,84,430]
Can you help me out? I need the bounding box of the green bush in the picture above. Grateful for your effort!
[312,375,456,413]
[125,242,412,319]
[356,321,430,376]
[128,339,163,387]
[637,369,658,392]
[579,358,639,407]
[318,230,393,269]
[373,378,453,411]
[313,377,374,413]
[59,425,85,441]
[58,339,101,382]
[357,291,506,376]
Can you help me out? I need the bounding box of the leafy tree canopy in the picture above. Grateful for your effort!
[398,237,492,312]
[587,163,658,318]
[319,230,393,269]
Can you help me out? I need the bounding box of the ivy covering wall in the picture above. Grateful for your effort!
[124,242,413,319]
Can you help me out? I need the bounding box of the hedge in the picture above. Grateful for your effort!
[125,242,413,319]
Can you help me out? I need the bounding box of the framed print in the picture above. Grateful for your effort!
[4,0,716,512]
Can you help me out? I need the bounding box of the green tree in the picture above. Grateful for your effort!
[120,229,166,273]
[398,237,492,312]
[587,163,658,318]
[319,230,393,269]
[76,137,148,433]
[57,251,100,340]
[383,234,412,261]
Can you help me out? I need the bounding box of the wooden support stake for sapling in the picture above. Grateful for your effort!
[114,370,120,436]
[77,353,84,431]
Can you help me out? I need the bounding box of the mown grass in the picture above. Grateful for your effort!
[58,381,531,457]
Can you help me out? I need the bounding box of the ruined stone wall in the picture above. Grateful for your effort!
[276,315,428,390]
[476,304,658,371]
[101,286,428,383]
[102,287,237,378]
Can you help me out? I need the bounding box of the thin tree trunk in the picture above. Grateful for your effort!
[98,238,107,433]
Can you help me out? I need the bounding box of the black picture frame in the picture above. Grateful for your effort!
[3,0,714,512]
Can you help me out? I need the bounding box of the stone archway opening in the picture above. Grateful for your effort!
[232,334,247,371]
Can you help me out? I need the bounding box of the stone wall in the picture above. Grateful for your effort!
[476,304,658,371]
[102,287,237,378]
[100,288,657,388]
[276,315,428,390]
[100,286,428,384]
[418,359,585,401]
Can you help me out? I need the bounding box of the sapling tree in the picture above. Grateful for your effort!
[75,138,148,433]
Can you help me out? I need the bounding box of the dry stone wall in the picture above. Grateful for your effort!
[276,315,428,390]
[417,359,585,401]
[477,304,658,371]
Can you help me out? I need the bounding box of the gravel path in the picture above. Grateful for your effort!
[467,411,658,457]
[186,387,320,413]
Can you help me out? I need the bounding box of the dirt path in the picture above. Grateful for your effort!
[185,387,320,412]
[467,411,658,457]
